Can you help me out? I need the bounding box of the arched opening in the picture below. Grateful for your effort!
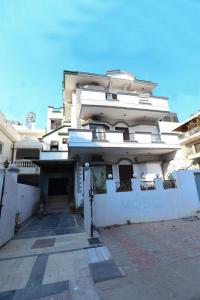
[117,159,133,192]
[115,122,130,141]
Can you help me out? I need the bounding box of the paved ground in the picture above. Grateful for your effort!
[96,218,200,300]
[0,212,119,300]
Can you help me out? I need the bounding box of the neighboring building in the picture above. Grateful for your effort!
[12,122,45,186]
[173,111,200,170]
[0,112,20,167]
[37,69,183,208]
[46,106,64,133]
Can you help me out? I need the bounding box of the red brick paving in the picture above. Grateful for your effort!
[100,219,200,274]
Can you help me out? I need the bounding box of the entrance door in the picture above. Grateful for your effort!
[194,173,200,200]
[118,165,133,191]
[48,178,68,196]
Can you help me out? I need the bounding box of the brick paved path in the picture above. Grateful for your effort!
[100,219,200,274]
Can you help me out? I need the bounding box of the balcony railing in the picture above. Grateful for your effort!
[179,127,200,139]
[116,180,132,192]
[151,134,162,143]
[15,160,37,168]
[92,130,107,141]
[163,180,176,189]
[140,180,156,191]
[68,129,180,147]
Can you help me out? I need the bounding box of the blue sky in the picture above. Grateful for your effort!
[0,0,200,128]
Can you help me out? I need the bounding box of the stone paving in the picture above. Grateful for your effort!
[0,211,122,300]
[0,213,93,299]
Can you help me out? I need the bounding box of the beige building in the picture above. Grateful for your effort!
[174,112,200,169]
[0,112,20,167]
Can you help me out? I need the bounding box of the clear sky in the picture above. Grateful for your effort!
[0,0,200,128]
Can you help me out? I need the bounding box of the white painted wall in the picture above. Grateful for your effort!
[80,90,169,111]
[16,184,40,223]
[42,126,69,151]
[88,170,200,227]
[40,151,68,160]
[46,106,64,133]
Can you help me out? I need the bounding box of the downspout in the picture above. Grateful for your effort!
[11,143,15,163]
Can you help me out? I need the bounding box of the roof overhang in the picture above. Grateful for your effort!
[63,70,157,94]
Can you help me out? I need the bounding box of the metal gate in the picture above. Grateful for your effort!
[194,173,200,200]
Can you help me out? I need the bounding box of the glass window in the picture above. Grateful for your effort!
[62,138,68,144]
[50,119,62,130]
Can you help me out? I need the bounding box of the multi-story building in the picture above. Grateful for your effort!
[0,111,45,186]
[0,112,20,167]
[174,111,200,169]
[38,69,182,208]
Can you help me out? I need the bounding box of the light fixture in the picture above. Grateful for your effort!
[4,160,9,169]
[84,162,90,168]
[107,173,113,179]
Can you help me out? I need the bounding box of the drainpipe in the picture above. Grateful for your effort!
[11,143,15,163]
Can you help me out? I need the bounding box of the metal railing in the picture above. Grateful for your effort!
[163,179,177,189]
[116,180,132,192]
[92,130,106,141]
[123,133,136,142]
[179,127,200,139]
[15,160,36,168]
[140,180,156,191]
[151,134,162,142]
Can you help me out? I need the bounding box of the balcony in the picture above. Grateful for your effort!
[40,151,68,160]
[15,159,40,174]
[79,90,169,122]
[68,129,180,156]
[179,127,200,144]
[188,142,200,161]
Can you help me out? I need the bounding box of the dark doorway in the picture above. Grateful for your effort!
[115,127,129,141]
[118,165,133,191]
[48,178,68,196]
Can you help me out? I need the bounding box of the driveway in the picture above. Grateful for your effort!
[96,218,200,300]
[0,212,115,300]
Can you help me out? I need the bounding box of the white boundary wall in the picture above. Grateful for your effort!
[16,184,40,222]
[91,170,200,227]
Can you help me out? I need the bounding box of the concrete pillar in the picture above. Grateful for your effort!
[154,178,163,191]
[132,179,141,192]
[106,179,116,193]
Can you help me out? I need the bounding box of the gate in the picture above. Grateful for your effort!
[0,170,18,247]
[194,173,200,200]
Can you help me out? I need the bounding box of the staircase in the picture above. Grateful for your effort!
[47,195,69,212]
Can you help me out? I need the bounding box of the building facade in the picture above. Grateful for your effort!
[37,69,184,209]
[174,112,200,169]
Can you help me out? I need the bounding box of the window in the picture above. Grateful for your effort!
[50,140,59,151]
[62,138,68,144]
[0,143,3,153]
[106,165,113,178]
[50,119,62,130]
[194,142,200,153]
[106,93,117,100]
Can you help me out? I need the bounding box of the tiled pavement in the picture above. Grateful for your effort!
[0,212,119,300]
[96,219,200,300]
[100,219,200,274]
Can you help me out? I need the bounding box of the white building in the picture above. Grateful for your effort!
[37,69,184,210]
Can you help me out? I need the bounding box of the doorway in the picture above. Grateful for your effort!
[48,178,69,196]
[115,127,129,141]
[118,165,133,191]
